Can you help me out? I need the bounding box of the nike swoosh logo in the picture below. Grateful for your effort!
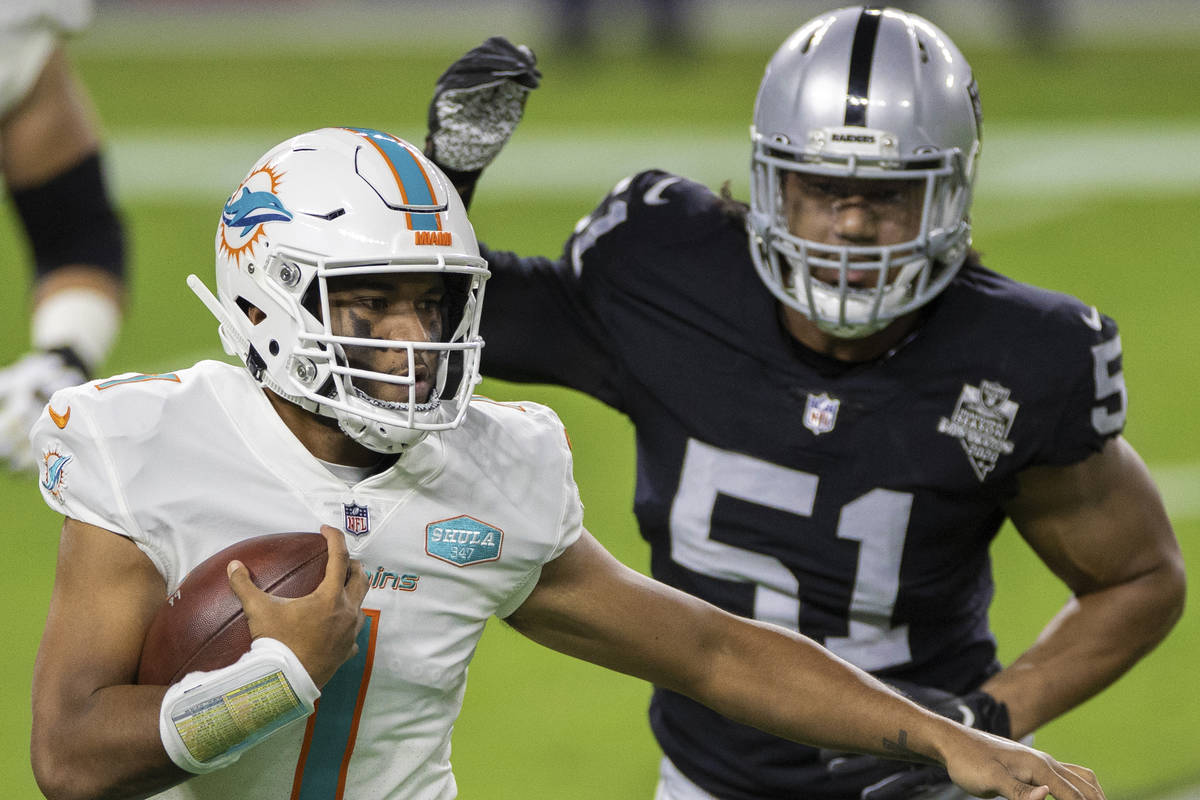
[48,405,71,429]
[1080,306,1102,331]
[643,176,681,206]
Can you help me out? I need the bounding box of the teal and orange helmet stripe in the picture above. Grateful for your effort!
[343,127,443,232]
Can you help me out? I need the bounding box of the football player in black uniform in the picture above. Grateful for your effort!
[424,8,1185,800]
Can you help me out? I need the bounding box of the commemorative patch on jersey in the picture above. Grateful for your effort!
[343,502,371,536]
[425,515,503,567]
[39,445,73,503]
[803,392,840,436]
[936,380,1019,481]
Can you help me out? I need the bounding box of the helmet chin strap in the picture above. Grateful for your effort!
[348,384,442,414]
[813,316,891,340]
[334,408,429,455]
[785,254,929,339]
[331,357,451,455]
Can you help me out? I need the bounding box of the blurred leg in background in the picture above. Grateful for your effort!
[0,0,127,471]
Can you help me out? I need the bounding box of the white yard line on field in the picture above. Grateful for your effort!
[106,123,1200,205]
[1152,462,1200,523]
[74,0,1200,55]
[1136,780,1200,800]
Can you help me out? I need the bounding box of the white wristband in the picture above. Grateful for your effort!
[159,637,320,774]
[31,288,121,371]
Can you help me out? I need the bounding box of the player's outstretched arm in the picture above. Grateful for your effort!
[506,531,1106,800]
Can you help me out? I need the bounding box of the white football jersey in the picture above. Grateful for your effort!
[31,359,584,800]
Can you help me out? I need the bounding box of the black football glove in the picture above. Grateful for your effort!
[425,36,541,206]
[819,679,1011,800]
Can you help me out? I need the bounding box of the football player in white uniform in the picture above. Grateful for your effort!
[0,0,127,471]
[30,128,1105,800]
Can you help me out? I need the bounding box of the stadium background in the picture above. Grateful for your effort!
[1,1,1196,796]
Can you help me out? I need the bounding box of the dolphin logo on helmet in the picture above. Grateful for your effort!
[221,187,293,235]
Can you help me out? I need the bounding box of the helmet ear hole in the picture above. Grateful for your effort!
[236,297,266,326]
[269,340,280,356]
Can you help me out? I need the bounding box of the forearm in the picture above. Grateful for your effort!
[981,561,1185,738]
[682,613,956,765]
[517,535,962,764]
[516,534,1104,800]
[32,684,186,800]
[680,617,1107,800]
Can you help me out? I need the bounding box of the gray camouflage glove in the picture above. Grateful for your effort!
[0,348,88,471]
[820,679,1012,800]
[425,36,541,206]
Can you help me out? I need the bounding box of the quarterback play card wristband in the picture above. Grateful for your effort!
[159,637,320,773]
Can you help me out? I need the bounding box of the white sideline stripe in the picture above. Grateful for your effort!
[1152,463,1200,522]
[1140,783,1200,800]
[105,123,1200,202]
[72,0,1200,54]
[144,341,1200,527]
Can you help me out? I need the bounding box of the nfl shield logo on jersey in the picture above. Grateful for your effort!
[803,393,840,435]
[344,502,371,536]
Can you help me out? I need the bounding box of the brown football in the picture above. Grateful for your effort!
[137,532,328,686]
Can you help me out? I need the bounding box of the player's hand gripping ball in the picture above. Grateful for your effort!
[137,532,328,685]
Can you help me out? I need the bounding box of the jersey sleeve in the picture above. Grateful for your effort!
[28,370,200,583]
[493,403,585,619]
[29,379,140,539]
[478,243,622,406]
[479,170,702,412]
[1033,304,1126,466]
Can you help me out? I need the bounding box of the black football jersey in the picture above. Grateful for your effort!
[479,171,1125,800]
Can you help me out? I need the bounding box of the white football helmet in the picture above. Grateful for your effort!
[189,127,489,453]
[748,6,982,338]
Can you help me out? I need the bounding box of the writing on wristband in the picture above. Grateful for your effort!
[160,637,320,773]
[170,669,308,763]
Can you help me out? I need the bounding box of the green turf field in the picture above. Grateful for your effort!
[1,8,1197,798]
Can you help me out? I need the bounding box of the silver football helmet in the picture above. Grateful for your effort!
[189,127,489,453]
[748,6,982,338]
